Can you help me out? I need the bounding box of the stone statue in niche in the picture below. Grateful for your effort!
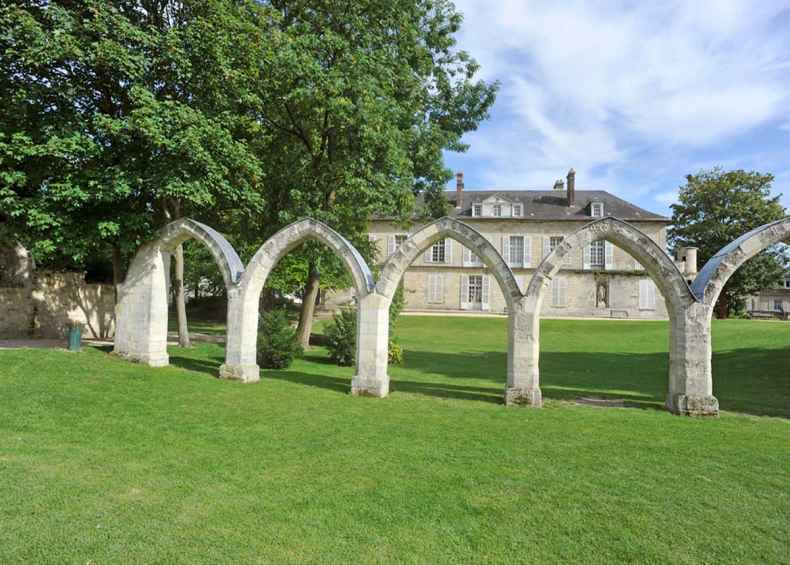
[596,280,609,308]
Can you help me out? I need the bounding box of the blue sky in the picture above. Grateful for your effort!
[444,0,790,216]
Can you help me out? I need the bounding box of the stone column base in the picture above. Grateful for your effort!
[117,352,170,367]
[667,394,719,416]
[218,363,260,383]
[350,376,389,398]
[504,386,543,407]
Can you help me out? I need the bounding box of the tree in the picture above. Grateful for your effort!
[249,0,497,347]
[669,168,787,318]
[0,0,267,344]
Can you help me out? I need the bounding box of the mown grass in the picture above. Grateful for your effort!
[1,317,788,564]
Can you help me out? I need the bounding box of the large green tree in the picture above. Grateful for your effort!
[249,0,497,345]
[669,168,787,318]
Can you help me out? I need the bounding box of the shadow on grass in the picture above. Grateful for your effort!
[157,342,789,418]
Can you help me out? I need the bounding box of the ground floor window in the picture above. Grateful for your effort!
[551,277,567,307]
[775,299,783,312]
[461,274,490,310]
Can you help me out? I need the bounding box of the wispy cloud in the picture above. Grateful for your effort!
[446,0,790,214]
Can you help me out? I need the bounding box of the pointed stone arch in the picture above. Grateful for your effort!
[373,217,527,403]
[114,219,243,367]
[667,216,790,416]
[376,217,521,307]
[220,219,374,382]
[692,217,790,308]
[519,217,697,411]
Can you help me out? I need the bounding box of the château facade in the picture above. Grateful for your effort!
[365,170,685,319]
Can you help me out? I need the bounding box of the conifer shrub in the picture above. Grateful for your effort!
[257,309,303,369]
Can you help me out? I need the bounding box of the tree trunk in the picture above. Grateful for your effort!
[174,243,191,347]
[296,265,321,349]
[715,295,730,319]
[111,246,123,305]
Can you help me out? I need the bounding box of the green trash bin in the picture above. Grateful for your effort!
[67,322,82,352]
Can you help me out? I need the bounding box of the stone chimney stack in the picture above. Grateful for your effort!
[679,247,698,277]
[455,172,464,208]
[566,168,576,206]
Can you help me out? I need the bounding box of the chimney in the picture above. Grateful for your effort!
[553,179,565,191]
[455,171,464,208]
[679,247,698,277]
[566,168,576,206]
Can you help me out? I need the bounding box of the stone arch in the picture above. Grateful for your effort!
[114,219,243,367]
[220,218,374,382]
[692,217,790,310]
[373,216,525,403]
[515,217,697,410]
[376,217,521,307]
[665,216,790,416]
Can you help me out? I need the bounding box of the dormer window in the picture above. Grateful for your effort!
[513,203,522,217]
[493,204,502,217]
[591,202,604,218]
[472,203,482,217]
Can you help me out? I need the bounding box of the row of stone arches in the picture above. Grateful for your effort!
[114,215,790,416]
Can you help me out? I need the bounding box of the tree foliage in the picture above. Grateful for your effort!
[669,168,787,317]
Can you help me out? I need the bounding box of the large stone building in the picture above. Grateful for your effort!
[746,270,790,319]
[366,170,679,319]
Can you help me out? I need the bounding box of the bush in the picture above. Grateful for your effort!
[257,309,303,369]
[388,339,403,365]
[325,306,404,366]
[325,306,357,366]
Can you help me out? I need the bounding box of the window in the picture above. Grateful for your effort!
[467,274,483,303]
[388,234,408,256]
[493,204,502,217]
[461,274,490,310]
[549,236,564,253]
[775,299,784,312]
[590,240,605,268]
[551,277,567,307]
[513,203,523,217]
[432,240,445,262]
[591,202,604,217]
[427,273,444,304]
[504,235,530,267]
[509,236,524,266]
[425,238,451,263]
[784,278,790,289]
[472,203,482,217]
[639,278,657,310]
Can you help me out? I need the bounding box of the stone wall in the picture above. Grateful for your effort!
[0,271,115,340]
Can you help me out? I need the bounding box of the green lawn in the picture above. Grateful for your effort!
[1,317,788,564]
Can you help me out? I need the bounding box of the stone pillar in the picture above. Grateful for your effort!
[351,292,391,397]
[219,287,261,382]
[667,302,719,415]
[113,245,170,367]
[504,296,542,406]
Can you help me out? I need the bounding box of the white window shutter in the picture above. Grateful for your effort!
[482,275,491,311]
[634,258,643,271]
[424,244,432,263]
[524,236,532,267]
[583,243,591,270]
[388,236,396,256]
[543,236,551,259]
[648,279,656,310]
[502,235,510,265]
[552,278,560,307]
[639,279,648,310]
[460,275,469,310]
[445,239,452,264]
[463,246,471,266]
[605,241,614,270]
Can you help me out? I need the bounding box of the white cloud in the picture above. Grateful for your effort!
[451,0,790,196]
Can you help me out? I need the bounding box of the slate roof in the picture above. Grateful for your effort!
[437,189,669,222]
